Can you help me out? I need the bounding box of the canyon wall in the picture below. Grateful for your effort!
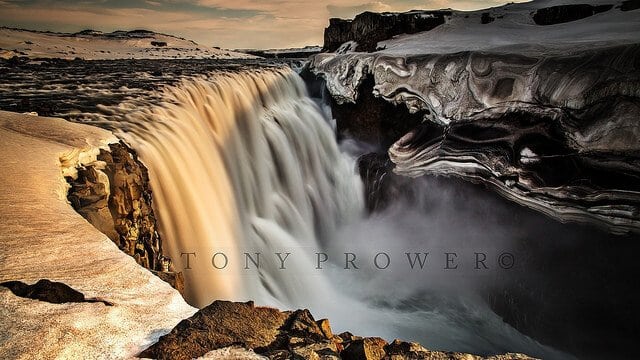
[65,141,184,293]
[311,1,640,358]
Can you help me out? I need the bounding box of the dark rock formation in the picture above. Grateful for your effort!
[312,44,640,234]
[480,12,495,24]
[533,4,613,25]
[66,141,183,293]
[312,3,640,358]
[621,0,640,11]
[140,300,534,360]
[151,41,168,47]
[323,11,450,52]
[67,141,163,270]
[357,152,417,212]
[0,279,112,306]
[330,75,424,148]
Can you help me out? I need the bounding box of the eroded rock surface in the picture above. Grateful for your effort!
[312,1,640,234]
[67,141,163,270]
[141,300,536,360]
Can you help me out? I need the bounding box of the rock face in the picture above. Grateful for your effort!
[66,141,163,271]
[323,11,450,52]
[311,2,640,358]
[141,300,535,360]
[532,4,613,25]
[66,141,185,293]
[312,1,640,235]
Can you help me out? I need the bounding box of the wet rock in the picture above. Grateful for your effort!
[313,44,640,235]
[141,301,532,360]
[357,152,418,212]
[329,76,424,148]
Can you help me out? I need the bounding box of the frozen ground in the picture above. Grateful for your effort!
[0,110,196,359]
[0,27,256,60]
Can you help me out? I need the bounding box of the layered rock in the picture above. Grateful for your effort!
[311,3,640,357]
[140,300,536,360]
[67,141,162,270]
[65,140,185,292]
[312,1,640,234]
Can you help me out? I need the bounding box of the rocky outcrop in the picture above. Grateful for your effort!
[66,141,163,270]
[323,11,450,52]
[533,4,613,25]
[0,110,197,358]
[140,300,535,360]
[65,141,183,292]
[312,41,640,235]
[0,279,112,306]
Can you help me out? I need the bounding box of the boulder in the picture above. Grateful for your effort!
[341,337,387,360]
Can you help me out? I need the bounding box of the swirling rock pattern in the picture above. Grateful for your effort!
[312,38,640,234]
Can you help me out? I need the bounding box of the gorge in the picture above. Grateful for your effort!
[0,0,639,359]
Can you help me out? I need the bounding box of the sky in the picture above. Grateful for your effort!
[0,0,525,49]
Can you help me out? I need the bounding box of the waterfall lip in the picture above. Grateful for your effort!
[77,65,365,309]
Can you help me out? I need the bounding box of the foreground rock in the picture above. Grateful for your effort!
[141,300,535,360]
[0,111,196,358]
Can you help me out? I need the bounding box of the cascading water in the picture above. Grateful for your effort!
[90,67,572,359]
[97,68,363,307]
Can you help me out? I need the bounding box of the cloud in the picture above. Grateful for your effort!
[327,2,393,19]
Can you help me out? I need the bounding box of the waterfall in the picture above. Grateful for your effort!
[98,67,363,307]
[88,66,571,359]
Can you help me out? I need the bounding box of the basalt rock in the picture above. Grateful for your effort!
[140,300,535,360]
[312,43,640,235]
[323,11,450,52]
[65,141,184,293]
[357,152,416,212]
[67,141,163,270]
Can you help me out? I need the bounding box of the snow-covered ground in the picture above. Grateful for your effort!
[0,110,197,359]
[325,0,640,56]
[0,27,256,60]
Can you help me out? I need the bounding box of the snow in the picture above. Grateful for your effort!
[0,28,256,60]
[0,110,197,358]
[379,0,640,56]
[519,147,540,164]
